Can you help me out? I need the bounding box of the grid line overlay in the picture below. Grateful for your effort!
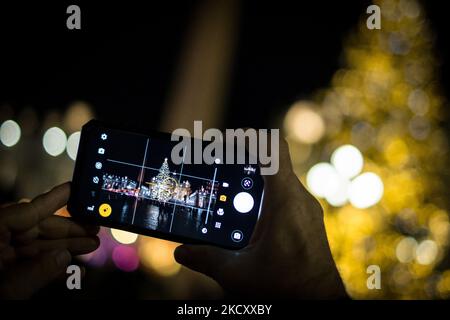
[204,168,217,225]
[131,138,149,224]
[107,159,214,182]
[105,147,219,232]
[169,146,186,232]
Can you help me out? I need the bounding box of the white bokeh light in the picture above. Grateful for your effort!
[111,229,138,245]
[306,162,340,199]
[331,144,364,179]
[0,120,21,147]
[416,240,438,265]
[66,131,81,160]
[348,172,384,209]
[325,175,350,207]
[43,127,67,156]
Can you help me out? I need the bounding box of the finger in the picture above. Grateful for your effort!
[263,137,314,205]
[174,244,232,282]
[250,138,311,241]
[0,245,16,271]
[0,224,10,246]
[0,183,71,232]
[1,202,16,209]
[0,250,71,299]
[11,226,39,245]
[30,182,71,221]
[262,137,294,187]
[13,216,99,244]
[0,225,12,259]
[39,217,100,239]
[258,137,295,216]
[16,236,100,257]
[241,131,294,186]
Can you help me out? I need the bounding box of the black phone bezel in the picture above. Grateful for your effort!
[67,119,264,250]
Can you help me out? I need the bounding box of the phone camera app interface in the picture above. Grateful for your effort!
[75,124,264,248]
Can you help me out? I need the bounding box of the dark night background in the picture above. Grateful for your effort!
[0,1,448,128]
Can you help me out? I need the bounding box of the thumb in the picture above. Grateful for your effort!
[174,244,232,282]
[0,249,71,299]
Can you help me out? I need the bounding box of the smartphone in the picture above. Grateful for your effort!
[68,120,264,249]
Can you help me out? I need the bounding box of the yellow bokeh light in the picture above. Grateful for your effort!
[415,240,438,266]
[138,238,181,277]
[396,237,418,263]
[437,271,450,299]
[63,101,94,132]
[383,138,410,168]
[111,228,138,245]
[284,102,325,144]
[283,0,450,298]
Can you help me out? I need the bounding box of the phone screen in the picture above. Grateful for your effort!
[68,121,265,249]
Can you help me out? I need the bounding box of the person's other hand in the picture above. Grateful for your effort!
[174,139,347,299]
[0,182,100,299]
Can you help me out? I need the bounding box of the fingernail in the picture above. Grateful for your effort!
[174,246,189,264]
[55,250,71,267]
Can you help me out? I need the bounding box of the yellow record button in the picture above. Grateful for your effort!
[99,203,112,217]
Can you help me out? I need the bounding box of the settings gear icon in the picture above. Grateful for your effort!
[101,133,108,140]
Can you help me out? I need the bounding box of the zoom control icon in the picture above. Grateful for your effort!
[241,177,253,190]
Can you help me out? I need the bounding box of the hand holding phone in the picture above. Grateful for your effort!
[174,139,347,299]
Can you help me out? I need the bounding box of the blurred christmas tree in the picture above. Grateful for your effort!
[283,0,450,298]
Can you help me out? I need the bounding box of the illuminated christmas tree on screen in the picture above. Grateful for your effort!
[149,158,177,203]
[283,0,450,298]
